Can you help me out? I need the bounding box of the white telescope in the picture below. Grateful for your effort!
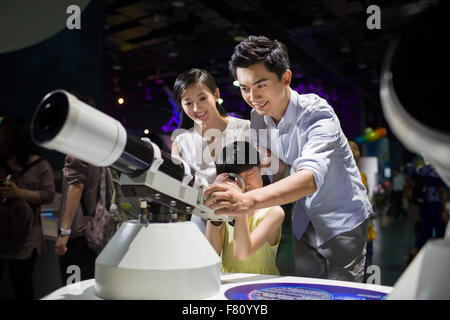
[31,89,232,299]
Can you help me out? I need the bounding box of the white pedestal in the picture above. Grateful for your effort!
[94,220,221,300]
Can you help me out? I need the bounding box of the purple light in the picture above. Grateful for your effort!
[161,86,181,133]
[144,87,152,101]
[162,116,180,133]
[226,112,243,119]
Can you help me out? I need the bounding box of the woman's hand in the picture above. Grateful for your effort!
[0,181,25,199]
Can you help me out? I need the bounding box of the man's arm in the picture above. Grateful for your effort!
[204,169,316,216]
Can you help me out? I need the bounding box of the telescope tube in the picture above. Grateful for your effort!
[31,89,186,179]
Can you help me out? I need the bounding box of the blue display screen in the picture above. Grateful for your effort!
[225,282,387,300]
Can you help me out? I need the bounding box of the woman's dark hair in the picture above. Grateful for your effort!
[215,141,260,176]
[0,117,41,167]
[173,68,227,130]
[229,35,290,80]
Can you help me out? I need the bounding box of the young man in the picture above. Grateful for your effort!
[204,35,372,282]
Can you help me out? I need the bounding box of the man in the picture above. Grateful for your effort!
[205,35,372,282]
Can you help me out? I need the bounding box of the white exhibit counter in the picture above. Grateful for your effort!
[42,273,393,300]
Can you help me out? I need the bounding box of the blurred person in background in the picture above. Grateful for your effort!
[0,118,55,300]
[408,162,448,261]
[349,140,376,283]
[390,168,407,219]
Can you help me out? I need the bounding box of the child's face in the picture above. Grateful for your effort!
[238,166,263,192]
[180,82,220,126]
[236,62,291,121]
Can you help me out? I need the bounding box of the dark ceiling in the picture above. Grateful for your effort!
[101,0,432,136]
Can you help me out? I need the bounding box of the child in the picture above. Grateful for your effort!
[205,141,284,275]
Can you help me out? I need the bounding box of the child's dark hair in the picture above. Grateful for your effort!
[215,141,260,176]
[228,35,290,80]
[173,68,227,130]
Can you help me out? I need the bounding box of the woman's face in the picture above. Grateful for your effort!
[180,82,220,126]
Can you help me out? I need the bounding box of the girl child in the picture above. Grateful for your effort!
[206,141,284,275]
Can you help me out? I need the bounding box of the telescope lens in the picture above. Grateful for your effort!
[32,91,69,143]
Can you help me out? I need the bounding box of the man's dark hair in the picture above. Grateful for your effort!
[173,68,227,130]
[228,35,290,80]
[215,141,260,176]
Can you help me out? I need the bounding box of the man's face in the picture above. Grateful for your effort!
[236,62,291,121]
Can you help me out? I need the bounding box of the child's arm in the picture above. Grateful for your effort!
[205,221,225,256]
[233,206,284,261]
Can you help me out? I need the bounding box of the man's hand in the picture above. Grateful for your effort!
[55,235,70,256]
[203,182,255,216]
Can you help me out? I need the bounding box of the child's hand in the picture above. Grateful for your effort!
[215,173,246,191]
[214,173,233,185]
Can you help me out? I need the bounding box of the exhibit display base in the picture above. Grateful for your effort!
[94,220,221,300]
[43,273,393,300]
[387,238,450,299]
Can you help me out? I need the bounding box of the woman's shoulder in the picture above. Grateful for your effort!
[173,127,195,138]
[172,127,196,145]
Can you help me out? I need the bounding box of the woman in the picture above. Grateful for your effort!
[171,68,251,233]
[0,118,55,299]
